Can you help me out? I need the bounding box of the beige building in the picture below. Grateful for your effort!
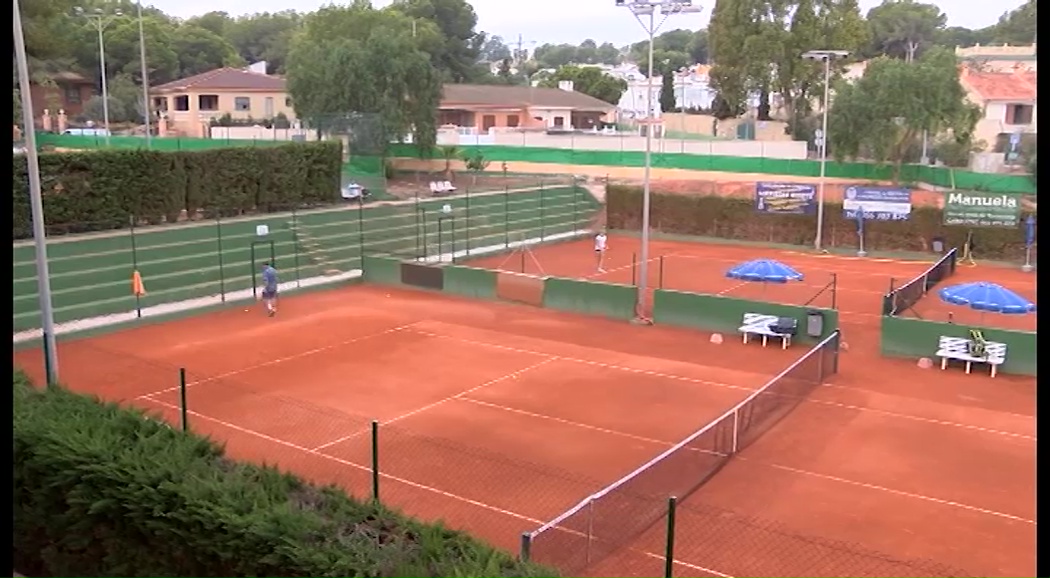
[151,67,294,138]
[959,67,1037,150]
[956,43,1037,72]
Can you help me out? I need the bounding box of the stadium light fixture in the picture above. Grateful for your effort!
[801,49,849,253]
[75,6,124,146]
[617,0,704,319]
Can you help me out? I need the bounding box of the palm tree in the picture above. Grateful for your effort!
[439,145,460,180]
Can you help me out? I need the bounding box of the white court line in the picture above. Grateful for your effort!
[718,281,748,295]
[414,329,1033,441]
[310,356,557,452]
[757,462,1035,524]
[136,322,421,400]
[455,398,1033,525]
[139,395,732,578]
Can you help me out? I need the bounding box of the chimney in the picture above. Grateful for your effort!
[557,80,574,92]
[247,61,268,74]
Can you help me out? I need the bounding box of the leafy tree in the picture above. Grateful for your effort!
[462,150,490,184]
[185,11,232,36]
[827,46,980,182]
[866,0,947,62]
[388,0,484,83]
[104,16,181,84]
[172,25,244,77]
[539,65,627,105]
[934,26,993,49]
[286,2,442,152]
[439,145,460,178]
[709,0,869,133]
[496,58,514,82]
[989,0,1036,45]
[479,35,512,62]
[223,11,302,74]
[533,41,620,69]
[659,70,676,113]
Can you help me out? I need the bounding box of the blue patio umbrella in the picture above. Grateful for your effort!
[726,259,804,284]
[938,282,1036,316]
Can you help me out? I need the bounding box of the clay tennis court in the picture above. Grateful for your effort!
[466,235,1036,577]
[13,236,1035,577]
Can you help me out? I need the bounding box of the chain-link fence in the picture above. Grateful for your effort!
[13,182,600,333]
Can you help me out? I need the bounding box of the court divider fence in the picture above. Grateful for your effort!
[881,247,959,317]
[13,182,601,333]
[31,335,970,578]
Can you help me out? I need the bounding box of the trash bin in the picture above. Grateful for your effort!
[806,310,824,338]
[932,237,945,253]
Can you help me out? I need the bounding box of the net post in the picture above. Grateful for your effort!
[217,215,227,302]
[572,182,579,235]
[539,182,545,241]
[731,409,739,453]
[358,197,366,270]
[178,368,188,432]
[129,215,141,318]
[465,187,471,257]
[371,420,380,502]
[585,497,595,565]
[519,532,532,563]
[292,207,302,288]
[520,247,526,274]
[504,184,510,249]
[250,242,258,299]
[664,496,678,578]
[631,252,637,285]
[830,273,838,309]
[42,331,55,387]
[659,255,665,289]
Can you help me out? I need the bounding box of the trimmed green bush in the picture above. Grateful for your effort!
[12,141,342,240]
[607,185,1036,261]
[13,373,555,578]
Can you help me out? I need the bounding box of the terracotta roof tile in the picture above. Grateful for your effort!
[151,67,286,93]
[960,69,1037,101]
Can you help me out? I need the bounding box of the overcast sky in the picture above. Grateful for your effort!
[149,0,1027,46]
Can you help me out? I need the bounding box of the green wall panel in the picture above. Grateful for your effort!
[880,315,1036,376]
[652,289,839,342]
[542,277,637,320]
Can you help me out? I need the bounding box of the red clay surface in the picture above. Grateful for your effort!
[466,235,1036,577]
[12,236,1036,577]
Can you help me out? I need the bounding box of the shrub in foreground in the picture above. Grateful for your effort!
[13,372,555,577]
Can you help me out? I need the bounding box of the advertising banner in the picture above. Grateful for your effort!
[943,191,1022,227]
[842,186,912,221]
[755,182,817,215]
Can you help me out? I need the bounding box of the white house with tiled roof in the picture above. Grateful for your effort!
[958,67,1037,151]
[150,65,294,138]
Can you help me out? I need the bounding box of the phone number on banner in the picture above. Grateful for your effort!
[843,206,910,221]
[842,187,912,221]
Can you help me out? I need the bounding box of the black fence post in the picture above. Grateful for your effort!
[519,533,532,563]
[664,496,678,578]
[216,215,227,302]
[371,421,380,502]
[129,215,142,318]
[178,368,188,432]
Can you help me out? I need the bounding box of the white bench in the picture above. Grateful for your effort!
[935,336,1007,378]
[739,313,792,350]
[429,180,456,195]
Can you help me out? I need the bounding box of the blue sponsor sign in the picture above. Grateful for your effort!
[843,186,912,221]
[755,182,817,215]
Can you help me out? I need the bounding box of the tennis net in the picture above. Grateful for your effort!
[882,248,958,316]
[521,330,841,575]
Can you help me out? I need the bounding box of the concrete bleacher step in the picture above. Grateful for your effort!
[288,221,339,272]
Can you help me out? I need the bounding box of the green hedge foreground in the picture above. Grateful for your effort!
[13,373,554,577]
[12,141,342,240]
[607,185,1034,261]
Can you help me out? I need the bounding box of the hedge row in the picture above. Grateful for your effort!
[13,373,554,577]
[606,185,1036,261]
[12,141,342,240]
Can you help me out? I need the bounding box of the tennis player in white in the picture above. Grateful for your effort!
[594,231,608,273]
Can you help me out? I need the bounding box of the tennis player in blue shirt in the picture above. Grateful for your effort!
[261,262,279,317]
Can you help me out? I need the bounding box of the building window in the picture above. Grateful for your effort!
[264,97,274,118]
[64,87,82,105]
[234,97,251,112]
[285,97,293,107]
[1005,103,1034,125]
[507,114,520,128]
[173,95,189,111]
[553,116,564,127]
[198,95,219,111]
[482,114,496,131]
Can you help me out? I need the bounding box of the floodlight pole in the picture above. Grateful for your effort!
[15,0,60,383]
[802,49,848,253]
[137,0,151,147]
[77,7,123,146]
[621,0,700,318]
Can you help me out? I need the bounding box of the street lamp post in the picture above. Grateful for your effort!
[76,6,123,146]
[616,0,702,319]
[15,0,60,383]
[137,0,151,147]
[801,50,848,253]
